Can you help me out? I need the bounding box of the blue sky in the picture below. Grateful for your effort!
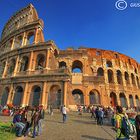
[0,0,140,62]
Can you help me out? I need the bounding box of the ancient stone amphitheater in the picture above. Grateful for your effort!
[0,4,140,110]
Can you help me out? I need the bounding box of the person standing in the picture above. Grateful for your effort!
[115,106,128,140]
[62,105,67,123]
[135,113,140,140]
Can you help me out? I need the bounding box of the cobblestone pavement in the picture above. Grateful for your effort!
[24,111,116,140]
[0,111,116,140]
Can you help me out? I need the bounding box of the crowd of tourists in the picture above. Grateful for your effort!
[77,104,140,140]
[1,104,140,139]
[0,105,45,138]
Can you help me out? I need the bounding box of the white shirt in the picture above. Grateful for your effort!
[62,107,67,114]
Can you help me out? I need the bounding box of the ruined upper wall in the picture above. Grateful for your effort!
[59,47,140,71]
[1,4,43,41]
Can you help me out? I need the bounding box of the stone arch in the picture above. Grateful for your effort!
[89,89,100,105]
[36,54,46,70]
[48,85,61,108]
[107,69,114,83]
[97,67,104,76]
[119,93,127,107]
[1,87,9,106]
[8,59,16,75]
[0,61,5,76]
[110,92,117,107]
[131,73,136,86]
[54,49,58,57]
[117,70,123,85]
[20,56,29,71]
[14,35,23,48]
[135,68,137,74]
[59,61,67,68]
[124,72,130,84]
[13,86,23,106]
[27,32,34,45]
[106,60,112,67]
[135,95,140,108]
[129,95,134,108]
[29,85,42,107]
[72,60,83,73]
[72,89,84,105]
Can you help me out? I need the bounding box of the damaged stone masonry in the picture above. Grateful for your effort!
[0,4,140,110]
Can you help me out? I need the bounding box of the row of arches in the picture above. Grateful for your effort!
[110,92,140,108]
[59,60,139,74]
[12,32,34,49]
[1,86,140,108]
[0,54,46,76]
[1,85,62,108]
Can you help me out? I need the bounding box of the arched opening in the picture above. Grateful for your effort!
[136,95,140,108]
[131,73,136,86]
[14,36,22,48]
[48,85,61,108]
[106,60,112,67]
[54,49,58,57]
[27,32,34,45]
[36,54,45,70]
[97,67,104,76]
[119,93,127,108]
[30,86,41,107]
[110,92,117,107]
[72,60,83,73]
[117,70,123,85]
[129,95,134,108]
[108,69,114,83]
[20,56,29,71]
[13,86,23,106]
[135,68,137,74]
[1,87,9,106]
[8,59,16,75]
[72,89,84,105]
[0,62,5,76]
[136,76,140,88]
[124,72,130,84]
[89,90,100,105]
[59,61,67,68]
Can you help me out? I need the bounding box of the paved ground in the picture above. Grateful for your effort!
[0,111,116,140]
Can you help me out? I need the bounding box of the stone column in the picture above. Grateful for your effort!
[121,72,125,85]
[126,95,130,108]
[2,60,8,78]
[21,82,29,107]
[34,28,39,44]
[41,82,48,108]
[63,81,68,106]
[11,37,15,50]
[28,51,34,73]
[13,55,20,76]
[84,87,89,106]
[7,84,14,104]
[45,49,51,70]
[21,32,27,46]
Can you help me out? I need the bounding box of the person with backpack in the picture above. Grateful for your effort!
[115,106,129,140]
[135,113,140,139]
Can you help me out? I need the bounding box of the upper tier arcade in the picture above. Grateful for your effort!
[0,4,45,55]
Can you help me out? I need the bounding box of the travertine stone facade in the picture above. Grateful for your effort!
[0,4,140,109]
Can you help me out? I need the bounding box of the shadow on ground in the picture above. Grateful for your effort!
[81,135,112,140]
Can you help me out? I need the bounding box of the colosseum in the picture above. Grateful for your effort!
[0,4,140,110]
